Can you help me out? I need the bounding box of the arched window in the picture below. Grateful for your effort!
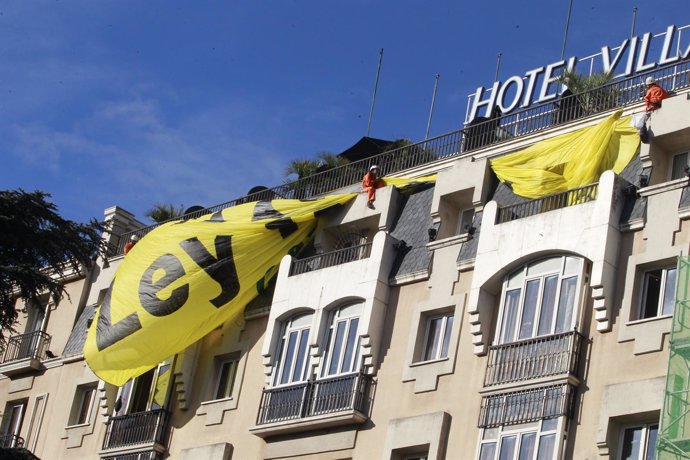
[321,303,362,377]
[273,312,313,386]
[496,256,584,344]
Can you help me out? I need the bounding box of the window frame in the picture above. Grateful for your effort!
[457,208,476,236]
[477,418,562,460]
[419,312,455,363]
[272,312,313,387]
[495,256,585,345]
[670,151,689,181]
[637,266,676,320]
[68,383,97,427]
[115,357,175,415]
[617,422,658,460]
[213,354,240,401]
[1,399,28,445]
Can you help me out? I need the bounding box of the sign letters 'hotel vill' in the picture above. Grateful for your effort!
[467,24,690,122]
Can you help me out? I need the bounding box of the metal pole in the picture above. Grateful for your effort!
[425,74,440,140]
[630,7,638,38]
[367,48,384,137]
[561,0,574,60]
[494,52,502,82]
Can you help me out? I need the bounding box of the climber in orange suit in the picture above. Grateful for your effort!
[362,165,384,209]
[644,76,669,112]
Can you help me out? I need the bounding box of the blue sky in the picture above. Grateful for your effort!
[1,1,688,225]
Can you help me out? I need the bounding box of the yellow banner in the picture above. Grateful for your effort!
[85,194,356,386]
[490,111,639,199]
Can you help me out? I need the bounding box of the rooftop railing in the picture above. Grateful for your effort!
[2,331,51,364]
[496,183,599,224]
[484,330,584,387]
[289,242,373,276]
[256,371,373,425]
[102,409,170,451]
[110,62,690,257]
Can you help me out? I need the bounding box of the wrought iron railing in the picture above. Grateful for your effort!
[109,62,690,257]
[102,409,170,451]
[289,243,373,276]
[484,330,583,387]
[495,183,599,224]
[101,451,164,460]
[478,383,573,428]
[256,372,372,425]
[0,434,24,448]
[2,331,51,364]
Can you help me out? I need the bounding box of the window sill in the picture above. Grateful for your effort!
[639,178,688,197]
[426,234,471,251]
[626,315,673,326]
[65,422,90,429]
[200,396,234,406]
[410,357,449,367]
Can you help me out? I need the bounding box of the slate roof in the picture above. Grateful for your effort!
[389,186,435,279]
[457,210,482,264]
[62,303,98,358]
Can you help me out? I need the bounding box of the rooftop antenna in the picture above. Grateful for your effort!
[630,7,638,38]
[561,0,574,60]
[425,74,440,140]
[494,52,502,82]
[367,48,384,137]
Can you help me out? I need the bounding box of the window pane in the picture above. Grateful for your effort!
[537,275,559,336]
[215,360,236,399]
[621,427,643,460]
[555,277,577,333]
[518,432,536,460]
[519,280,540,339]
[479,442,497,460]
[646,425,658,460]
[501,290,521,343]
[642,270,662,319]
[293,329,310,382]
[279,331,298,384]
[499,435,517,460]
[328,321,347,375]
[440,314,454,358]
[423,317,443,360]
[340,318,359,373]
[77,388,95,424]
[662,268,677,316]
[672,152,689,180]
[536,433,556,460]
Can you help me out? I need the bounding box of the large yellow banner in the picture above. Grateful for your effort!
[85,194,356,386]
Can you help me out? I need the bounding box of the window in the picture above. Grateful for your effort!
[0,399,27,447]
[273,312,313,386]
[116,358,174,415]
[457,208,475,235]
[671,152,689,180]
[639,267,676,319]
[68,383,97,426]
[478,419,559,460]
[321,304,361,377]
[619,423,657,460]
[420,312,454,362]
[214,355,239,400]
[497,256,584,344]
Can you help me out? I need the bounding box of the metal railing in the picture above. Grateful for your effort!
[0,434,24,448]
[484,330,583,386]
[478,383,573,428]
[101,452,163,460]
[496,183,599,224]
[109,62,690,257]
[256,372,372,425]
[102,409,170,451]
[289,243,373,276]
[2,331,51,364]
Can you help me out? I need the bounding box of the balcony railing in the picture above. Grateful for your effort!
[101,451,164,460]
[478,383,574,428]
[289,243,373,276]
[102,409,170,451]
[484,330,584,387]
[0,434,24,448]
[2,331,51,364]
[109,62,690,257]
[495,183,598,224]
[256,372,373,425]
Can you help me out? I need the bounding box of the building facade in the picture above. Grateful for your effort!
[2,56,690,460]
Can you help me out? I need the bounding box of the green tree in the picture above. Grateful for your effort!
[316,152,349,170]
[0,190,104,332]
[284,159,321,180]
[145,203,185,223]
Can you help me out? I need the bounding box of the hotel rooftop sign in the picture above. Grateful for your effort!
[467,24,690,122]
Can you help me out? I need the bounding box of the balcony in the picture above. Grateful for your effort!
[101,409,169,457]
[252,372,373,438]
[289,243,373,276]
[0,331,51,376]
[478,383,574,428]
[484,330,583,387]
[0,434,24,448]
[496,183,598,224]
[110,63,690,258]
